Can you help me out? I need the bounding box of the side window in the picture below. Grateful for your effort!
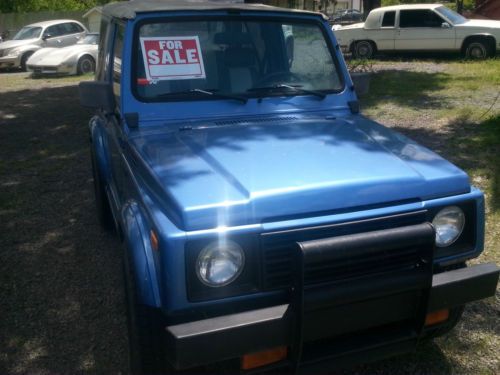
[60,23,74,35]
[71,23,84,33]
[382,11,396,27]
[96,18,111,81]
[43,25,60,38]
[400,10,444,28]
[112,23,125,102]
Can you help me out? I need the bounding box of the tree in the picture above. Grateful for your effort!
[363,0,382,17]
[0,0,109,13]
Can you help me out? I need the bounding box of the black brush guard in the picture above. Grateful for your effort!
[165,223,499,373]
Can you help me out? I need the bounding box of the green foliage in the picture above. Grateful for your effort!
[381,0,475,10]
[0,0,109,13]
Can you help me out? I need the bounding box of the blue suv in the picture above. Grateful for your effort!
[79,0,499,373]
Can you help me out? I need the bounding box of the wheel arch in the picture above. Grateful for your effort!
[122,201,162,308]
[350,39,378,53]
[89,116,111,183]
[461,34,496,55]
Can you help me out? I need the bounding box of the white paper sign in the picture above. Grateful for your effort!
[140,36,206,81]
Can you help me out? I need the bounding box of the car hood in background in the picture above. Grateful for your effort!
[130,116,470,231]
[458,19,500,29]
[28,44,97,65]
[0,39,39,50]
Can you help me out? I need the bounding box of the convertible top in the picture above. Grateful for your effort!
[102,0,326,20]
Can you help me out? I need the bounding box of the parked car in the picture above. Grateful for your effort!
[27,33,99,76]
[79,0,499,373]
[0,19,87,71]
[333,3,500,59]
[331,9,363,24]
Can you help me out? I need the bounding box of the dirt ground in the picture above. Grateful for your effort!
[0,67,498,374]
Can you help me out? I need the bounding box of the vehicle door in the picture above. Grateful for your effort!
[106,21,129,205]
[42,24,65,47]
[375,10,397,51]
[54,22,84,46]
[395,9,455,51]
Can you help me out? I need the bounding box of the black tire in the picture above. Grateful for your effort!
[464,39,490,60]
[20,51,34,71]
[90,146,114,231]
[123,247,168,374]
[77,55,95,75]
[353,40,375,59]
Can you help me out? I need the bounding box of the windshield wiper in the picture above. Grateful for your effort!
[247,84,326,100]
[155,88,247,104]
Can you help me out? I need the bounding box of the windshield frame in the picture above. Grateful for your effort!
[13,26,42,40]
[434,6,467,25]
[131,14,345,103]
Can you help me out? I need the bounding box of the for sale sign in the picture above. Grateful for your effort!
[140,36,206,81]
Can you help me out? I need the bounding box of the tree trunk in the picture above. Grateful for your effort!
[362,0,381,18]
[456,0,464,14]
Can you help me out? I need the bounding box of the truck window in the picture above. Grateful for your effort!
[400,10,444,28]
[382,11,396,27]
[112,23,125,102]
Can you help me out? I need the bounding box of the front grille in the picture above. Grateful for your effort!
[261,211,427,290]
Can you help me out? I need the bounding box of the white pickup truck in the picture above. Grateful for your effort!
[333,4,500,59]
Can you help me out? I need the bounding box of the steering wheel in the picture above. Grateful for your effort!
[254,71,301,87]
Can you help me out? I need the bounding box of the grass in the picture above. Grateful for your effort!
[0,71,92,92]
[357,57,500,374]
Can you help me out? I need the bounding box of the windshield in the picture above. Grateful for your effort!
[77,34,99,45]
[435,6,467,25]
[134,18,343,101]
[13,26,42,40]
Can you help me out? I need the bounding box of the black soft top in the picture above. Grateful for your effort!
[102,0,325,20]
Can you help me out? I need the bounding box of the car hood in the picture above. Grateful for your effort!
[0,39,38,50]
[458,19,500,29]
[130,116,470,231]
[334,22,364,30]
[28,44,96,65]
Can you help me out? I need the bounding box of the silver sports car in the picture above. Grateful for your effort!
[26,33,98,76]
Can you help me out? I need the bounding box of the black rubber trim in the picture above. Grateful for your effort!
[429,263,499,311]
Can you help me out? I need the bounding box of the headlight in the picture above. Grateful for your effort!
[432,206,465,247]
[6,48,21,57]
[196,240,245,287]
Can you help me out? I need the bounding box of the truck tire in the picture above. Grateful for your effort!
[353,40,375,59]
[90,146,114,231]
[464,39,490,59]
[123,247,169,374]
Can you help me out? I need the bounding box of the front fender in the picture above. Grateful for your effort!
[122,201,162,307]
[89,116,111,183]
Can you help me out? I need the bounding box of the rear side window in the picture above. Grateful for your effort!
[112,23,125,102]
[382,11,395,27]
[67,22,84,33]
[400,10,444,28]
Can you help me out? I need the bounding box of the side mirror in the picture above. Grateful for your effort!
[42,34,51,40]
[441,22,451,28]
[79,81,115,112]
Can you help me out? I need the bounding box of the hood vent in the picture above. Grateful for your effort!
[214,116,298,126]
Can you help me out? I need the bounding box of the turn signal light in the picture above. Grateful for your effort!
[425,309,449,326]
[241,346,288,370]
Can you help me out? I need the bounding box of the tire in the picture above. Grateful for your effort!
[90,146,114,231]
[123,247,168,374]
[20,51,34,71]
[77,55,95,75]
[464,40,489,60]
[353,40,375,59]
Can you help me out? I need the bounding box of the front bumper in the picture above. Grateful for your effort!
[27,64,73,75]
[165,223,499,372]
[0,55,21,68]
